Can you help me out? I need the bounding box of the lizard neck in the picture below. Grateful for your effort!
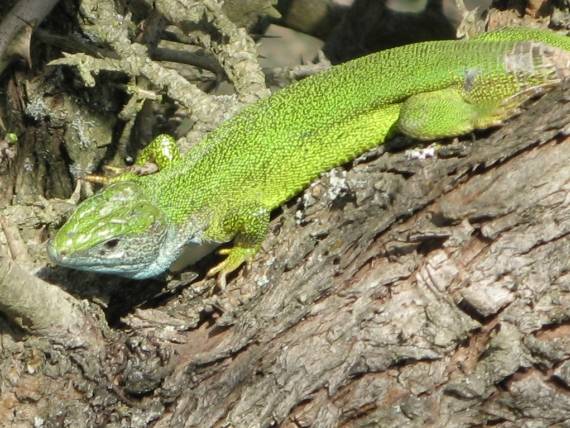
[126,202,216,279]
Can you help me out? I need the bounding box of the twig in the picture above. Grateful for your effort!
[152,0,270,102]
[51,0,234,136]
[0,215,31,265]
[0,0,60,75]
[0,256,101,347]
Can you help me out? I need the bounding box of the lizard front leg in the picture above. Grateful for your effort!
[205,202,270,288]
[85,134,181,184]
[133,133,181,170]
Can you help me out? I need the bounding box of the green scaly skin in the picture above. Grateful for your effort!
[47,27,570,282]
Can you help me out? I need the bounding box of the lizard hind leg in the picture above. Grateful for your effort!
[396,87,507,141]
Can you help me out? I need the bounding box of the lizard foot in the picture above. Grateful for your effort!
[83,134,179,186]
[206,245,258,290]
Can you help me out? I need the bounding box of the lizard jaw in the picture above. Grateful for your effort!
[47,240,151,277]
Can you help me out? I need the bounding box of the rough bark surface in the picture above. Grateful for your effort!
[2,63,570,428]
[38,82,567,427]
[147,81,570,428]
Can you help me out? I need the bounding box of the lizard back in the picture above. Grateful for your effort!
[139,38,569,224]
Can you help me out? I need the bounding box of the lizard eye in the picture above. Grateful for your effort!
[104,239,120,249]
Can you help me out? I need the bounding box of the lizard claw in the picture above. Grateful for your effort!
[206,245,258,290]
[103,165,126,174]
[82,174,111,185]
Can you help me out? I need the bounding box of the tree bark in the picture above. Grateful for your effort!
[2,83,570,428]
[152,82,570,428]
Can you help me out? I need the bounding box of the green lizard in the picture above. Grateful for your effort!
[47,27,570,284]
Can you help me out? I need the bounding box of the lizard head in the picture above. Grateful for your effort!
[47,181,177,279]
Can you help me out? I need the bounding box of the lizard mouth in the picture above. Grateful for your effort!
[46,239,147,275]
[46,240,66,264]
